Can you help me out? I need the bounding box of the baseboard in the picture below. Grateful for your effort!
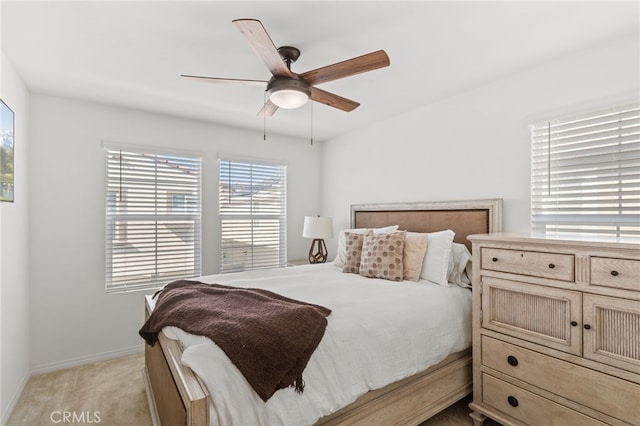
[30,345,144,375]
[1,371,30,426]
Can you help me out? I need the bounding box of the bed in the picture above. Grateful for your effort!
[142,198,502,426]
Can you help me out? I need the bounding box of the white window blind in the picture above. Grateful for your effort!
[219,158,287,273]
[105,148,201,292]
[530,103,640,238]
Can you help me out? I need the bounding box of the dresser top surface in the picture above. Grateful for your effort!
[468,232,640,250]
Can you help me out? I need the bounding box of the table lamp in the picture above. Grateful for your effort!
[302,216,334,263]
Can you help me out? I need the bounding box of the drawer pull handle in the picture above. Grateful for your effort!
[571,321,578,327]
[507,396,519,407]
[492,257,498,262]
[611,270,619,276]
[548,263,555,269]
[584,324,592,330]
[507,355,519,366]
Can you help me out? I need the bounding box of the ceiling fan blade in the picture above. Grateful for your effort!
[300,50,390,86]
[232,19,292,78]
[310,87,360,112]
[257,100,279,117]
[181,75,267,86]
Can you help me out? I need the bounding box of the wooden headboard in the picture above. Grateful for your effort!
[351,199,502,251]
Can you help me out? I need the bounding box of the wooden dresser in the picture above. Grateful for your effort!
[468,233,640,426]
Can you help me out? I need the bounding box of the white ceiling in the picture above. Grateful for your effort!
[2,1,638,142]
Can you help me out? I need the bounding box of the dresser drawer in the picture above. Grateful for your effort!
[481,248,574,281]
[482,374,606,426]
[591,257,640,291]
[482,336,640,424]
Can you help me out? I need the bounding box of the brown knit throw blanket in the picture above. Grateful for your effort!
[139,280,331,401]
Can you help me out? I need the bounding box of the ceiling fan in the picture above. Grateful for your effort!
[181,19,390,117]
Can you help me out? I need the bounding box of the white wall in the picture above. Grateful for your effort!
[321,31,640,253]
[28,95,321,371]
[0,52,31,422]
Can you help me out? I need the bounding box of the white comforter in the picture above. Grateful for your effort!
[152,263,472,426]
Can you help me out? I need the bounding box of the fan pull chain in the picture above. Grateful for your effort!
[310,100,314,145]
[263,91,267,141]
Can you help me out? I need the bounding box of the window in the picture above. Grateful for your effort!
[219,158,287,273]
[530,103,640,238]
[105,147,201,292]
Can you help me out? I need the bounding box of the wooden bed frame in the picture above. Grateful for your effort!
[143,198,502,426]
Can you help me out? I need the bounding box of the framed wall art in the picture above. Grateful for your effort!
[0,98,14,202]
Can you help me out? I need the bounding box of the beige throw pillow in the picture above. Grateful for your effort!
[342,230,372,274]
[359,230,406,282]
[403,232,428,281]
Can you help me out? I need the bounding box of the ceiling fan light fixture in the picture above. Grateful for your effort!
[267,76,311,109]
[269,89,309,109]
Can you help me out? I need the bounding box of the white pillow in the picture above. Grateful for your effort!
[447,242,472,287]
[333,225,399,268]
[420,229,455,286]
[464,261,473,286]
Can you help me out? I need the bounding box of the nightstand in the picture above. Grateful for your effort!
[286,259,310,266]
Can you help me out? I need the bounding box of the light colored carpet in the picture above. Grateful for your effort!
[8,353,499,425]
[7,353,151,426]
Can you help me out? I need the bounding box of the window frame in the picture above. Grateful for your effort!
[104,146,202,293]
[218,156,288,273]
[529,102,640,239]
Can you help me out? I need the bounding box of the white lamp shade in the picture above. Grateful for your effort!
[302,216,334,239]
